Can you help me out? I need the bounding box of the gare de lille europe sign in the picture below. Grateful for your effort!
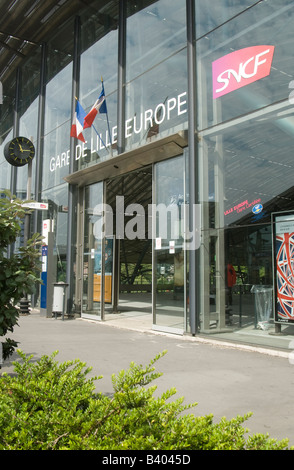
[49,91,188,173]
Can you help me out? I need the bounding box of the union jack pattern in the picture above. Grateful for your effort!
[276,232,294,321]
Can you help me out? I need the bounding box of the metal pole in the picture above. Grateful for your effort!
[186,0,200,335]
[10,68,21,197]
[20,159,33,315]
[110,0,127,314]
[66,16,81,315]
[23,159,32,246]
[31,43,47,308]
[33,42,47,235]
[117,0,126,155]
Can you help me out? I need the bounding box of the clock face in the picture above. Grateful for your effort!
[4,137,35,167]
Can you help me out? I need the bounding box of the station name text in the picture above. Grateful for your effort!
[49,92,187,173]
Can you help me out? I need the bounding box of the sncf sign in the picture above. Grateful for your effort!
[212,46,275,99]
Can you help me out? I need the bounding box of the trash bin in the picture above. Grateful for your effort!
[53,282,69,320]
[251,285,273,330]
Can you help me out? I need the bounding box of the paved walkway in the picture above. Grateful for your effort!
[2,311,294,447]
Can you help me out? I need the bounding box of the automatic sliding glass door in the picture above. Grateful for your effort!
[153,155,187,334]
[82,182,105,320]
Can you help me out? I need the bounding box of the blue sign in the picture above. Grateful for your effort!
[41,245,48,308]
[252,203,263,215]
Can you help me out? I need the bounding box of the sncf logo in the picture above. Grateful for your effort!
[212,46,275,99]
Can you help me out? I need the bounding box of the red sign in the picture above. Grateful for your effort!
[212,46,275,99]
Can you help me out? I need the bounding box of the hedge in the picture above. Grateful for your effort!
[0,350,292,450]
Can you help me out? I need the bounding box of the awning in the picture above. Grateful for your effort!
[64,131,188,186]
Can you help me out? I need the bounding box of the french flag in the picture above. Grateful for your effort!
[70,100,86,142]
[84,83,107,129]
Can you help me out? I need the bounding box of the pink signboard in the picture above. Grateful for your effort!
[212,46,275,99]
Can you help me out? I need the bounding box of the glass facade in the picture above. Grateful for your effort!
[2,0,294,348]
[125,0,188,151]
[196,0,294,337]
[79,2,119,167]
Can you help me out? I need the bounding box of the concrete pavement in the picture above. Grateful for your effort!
[1,311,294,447]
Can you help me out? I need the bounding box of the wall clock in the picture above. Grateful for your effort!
[4,136,35,167]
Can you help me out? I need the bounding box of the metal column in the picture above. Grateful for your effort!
[111,0,127,314]
[10,67,21,196]
[186,0,200,335]
[66,16,81,315]
[33,42,47,236]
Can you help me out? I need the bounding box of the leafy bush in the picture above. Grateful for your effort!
[0,192,43,359]
[0,350,292,450]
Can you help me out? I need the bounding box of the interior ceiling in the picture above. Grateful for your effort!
[0,0,115,84]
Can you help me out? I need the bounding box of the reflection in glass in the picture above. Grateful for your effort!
[44,62,72,136]
[196,1,257,39]
[41,183,69,284]
[0,131,12,191]
[79,3,119,167]
[199,109,294,331]
[125,0,188,153]
[126,0,186,83]
[42,121,72,191]
[17,98,40,199]
[125,50,188,152]
[154,155,187,332]
[82,183,104,318]
[197,0,294,129]
[0,75,14,193]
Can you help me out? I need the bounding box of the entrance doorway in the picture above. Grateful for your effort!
[81,153,188,335]
[106,166,153,319]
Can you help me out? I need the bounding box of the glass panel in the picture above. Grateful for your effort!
[225,224,272,330]
[79,1,119,168]
[0,131,12,192]
[41,184,69,282]
[82,182,104,318]
[205,112,294,230]
[35,183,69,309]
[17,93,40,199]
[125,0,187,153]
[126,0,187,83]
[0,74,14,192]
[154,155,186,332]
[42,20,74,186]
[197,0,294,129]
[125,50,188,152]
[43,119,72,191]
[199,106,294,331]
[196,1,257,39]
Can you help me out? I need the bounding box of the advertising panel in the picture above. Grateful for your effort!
[273,211,294,324]
[93,237,113,304]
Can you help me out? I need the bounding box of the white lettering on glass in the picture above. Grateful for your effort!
[49,91,188,173]
[213,46,275,99]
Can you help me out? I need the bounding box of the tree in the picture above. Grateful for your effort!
[0,191,42,360]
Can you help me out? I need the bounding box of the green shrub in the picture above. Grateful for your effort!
[0,192,43,359]
[0,350,292,450]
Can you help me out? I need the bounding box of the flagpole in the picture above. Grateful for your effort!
[74,96,110,153]
[101,77,113,157]
[92,123,110,153]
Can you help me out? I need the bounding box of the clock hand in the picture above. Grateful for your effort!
[18,143,24,152]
